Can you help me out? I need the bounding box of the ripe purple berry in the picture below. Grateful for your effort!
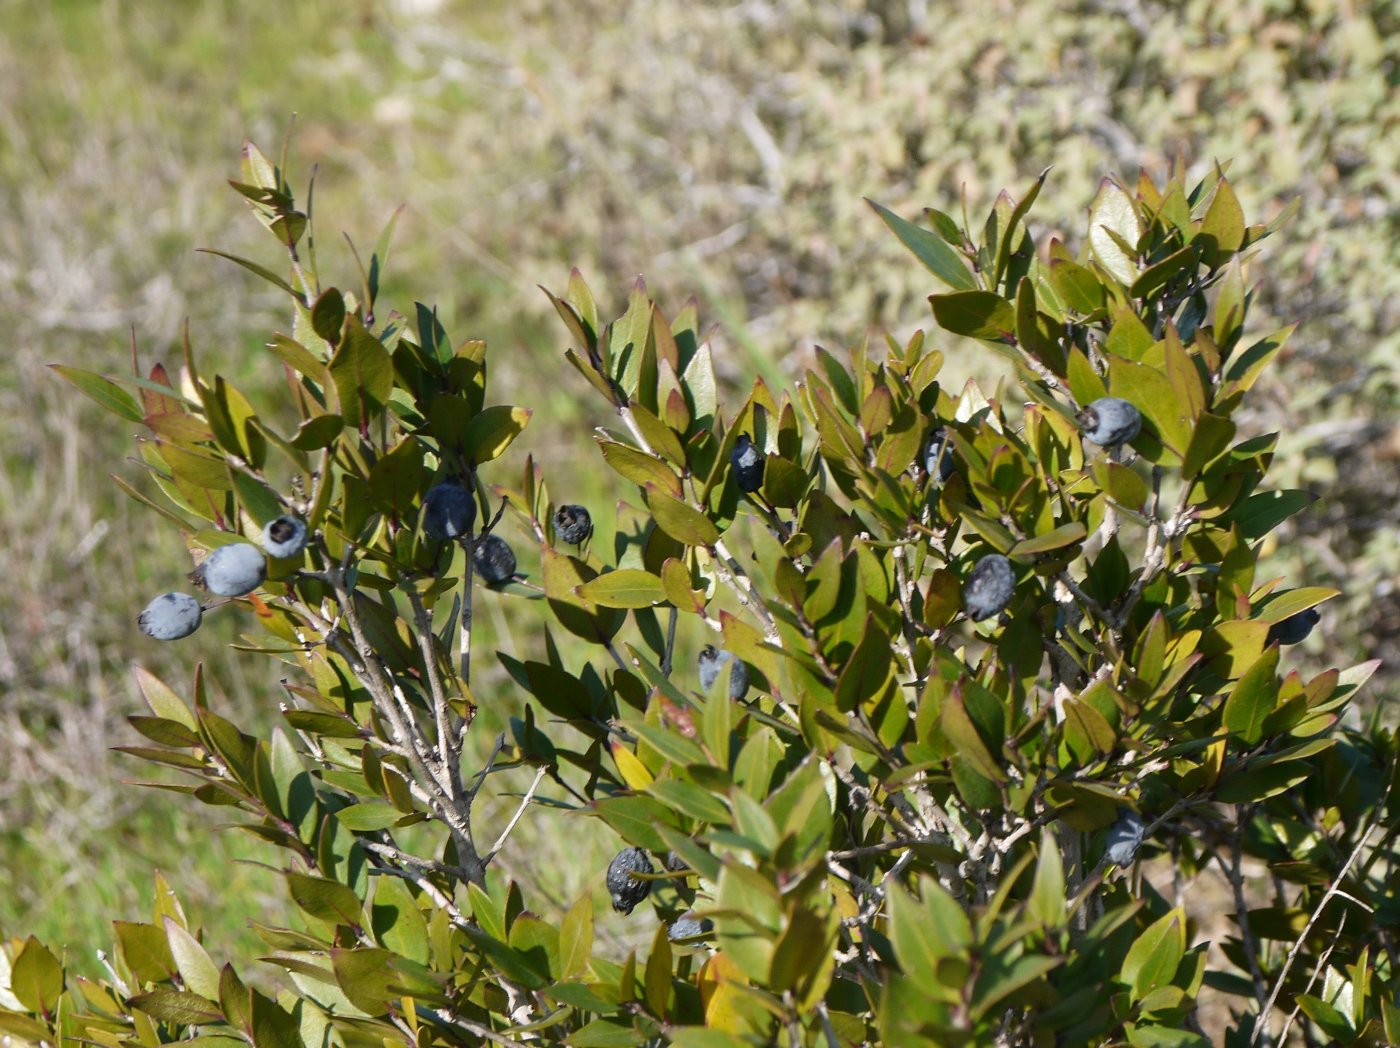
[963,553,1015,621]
[606,846,654,915]
[423,482,475,540]
[697,645,749,701]
[1268,607,1320,646]
[730,434,765,494]
[138,592,203,640]
[262,515,308,559]
[192,542,267,597]
[554,504,593,546]
[475,534,517,585]
[1076,397,1142,447]
[1103,808,1147,866]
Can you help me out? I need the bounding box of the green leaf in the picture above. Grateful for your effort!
[598,439,683,497]
[569,1018,647,1047]
[596,795,680,854]
[198,247,301,300]
[714,862,783,984]
[1088,178,1141,285]
[1122,909,1184,1003]
[576,569,667,609]
[329,315,393,430]
[1029,831,1066,928]
[646,779,730,824]
[9,937,64,1015]
[1227,489,1317,539]
[558,894,594,981]
[1009,521,1086,557]
[462,404,532,464]
[645,486,720,546]
[868,199,976,290]
[329,947,397,1014]
[287,873,364,928]
[929,290,1016,341]
[164,918,221,1000]
[115,921,179,984]
[643,922,672,1018]
[335,800,402,831]
[1198,178,1245,266]
[940,688,1005,784]
[1222,647,1280,745]
[48,366,145,423]
[833,616,893,712]
[128,988,224,1025]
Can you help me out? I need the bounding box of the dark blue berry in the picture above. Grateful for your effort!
[262,515,309,559]
[1104,808,1147,866]
[423,483,475,540]
[475,534,517,585]
[138,592,203,640]
[697,645,749,700]
[1268,607,1320,646]
[963,554,1015,621]
[668,913,714,941]
[730,434,765,494]
[1077,397,1142,447]
[924,427,957,485]
[193,543,267,597]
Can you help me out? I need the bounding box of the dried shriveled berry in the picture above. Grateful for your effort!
[697,645,749,700]
[730,434,765,494]
[193,543,267,597]
[963,553,1015,621]
[138,592,203,640]
[1268,607,1320,646]
[1104,809,1147,866]
[262,515,309,559]
[606,846,654,914]
[554,504,593,546]
[423,483,475,540]
[475,534,517,585]
[1076,397,1142,447]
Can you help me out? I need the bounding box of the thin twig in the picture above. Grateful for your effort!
[1253,769,1391,1044]
[487,767,549,862]
[1218,806,1272,1047]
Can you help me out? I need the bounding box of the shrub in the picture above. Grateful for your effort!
[33,143,1392,1046]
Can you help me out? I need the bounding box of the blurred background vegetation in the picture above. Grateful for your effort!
[0,0,1394,980]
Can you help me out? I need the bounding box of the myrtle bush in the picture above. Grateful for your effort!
[28,143,1394,1046]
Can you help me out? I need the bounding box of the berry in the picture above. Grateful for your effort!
[1076,397,1142,447]
[668,912,714,941]
[475,534,517,585]
[697,645,749,701]
[423,483,475,540]
[262,515,309,559]
[554,504,593,546]
[963,554,1015,621]
[138,592,203,640]
[192,542,267,597]
[730,434,765,494]
[1268,607,1320,646]
[606,846,654,914]
[664,851,689,874]
[924,427,957,485]
[1103,808,1147,867]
